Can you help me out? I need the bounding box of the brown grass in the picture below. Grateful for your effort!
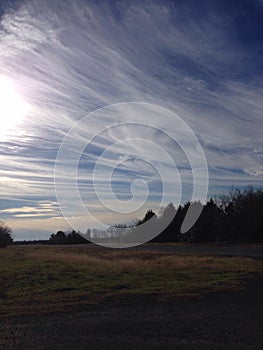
[0,245,262,316]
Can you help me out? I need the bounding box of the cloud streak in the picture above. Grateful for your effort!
[0,0,262,238]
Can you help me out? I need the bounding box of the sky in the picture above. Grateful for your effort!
[0,0,262,240]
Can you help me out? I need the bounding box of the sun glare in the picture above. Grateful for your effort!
[0,75,30,141]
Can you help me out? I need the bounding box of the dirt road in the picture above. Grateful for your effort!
[140,243,263,258]
[48,243,263,259]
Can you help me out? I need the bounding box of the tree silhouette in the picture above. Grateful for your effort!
[0,221,13,248]
[221,187,263,242]
[137,209,157,225]
[50,187,263,244]
[49,230,88,244]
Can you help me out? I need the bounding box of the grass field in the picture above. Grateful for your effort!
[0,245,262,316]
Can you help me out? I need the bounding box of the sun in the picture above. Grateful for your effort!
[0,75,30,141]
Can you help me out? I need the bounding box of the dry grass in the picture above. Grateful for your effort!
[0,245,262,316]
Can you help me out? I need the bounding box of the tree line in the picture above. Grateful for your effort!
[151,187,263,243]
[87,187,262,244]
[1,187,262,247]
[142,187,263,243]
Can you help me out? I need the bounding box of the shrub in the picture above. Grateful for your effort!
[0,221,13,248]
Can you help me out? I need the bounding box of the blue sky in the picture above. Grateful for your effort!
[0,0,262,240]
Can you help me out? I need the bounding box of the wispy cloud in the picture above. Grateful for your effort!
[0,0,262,238]
[1,201,60,218]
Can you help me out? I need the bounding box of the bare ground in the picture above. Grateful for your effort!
[1,275,262,350]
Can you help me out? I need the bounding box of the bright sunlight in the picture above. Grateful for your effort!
[0,75,30,141]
